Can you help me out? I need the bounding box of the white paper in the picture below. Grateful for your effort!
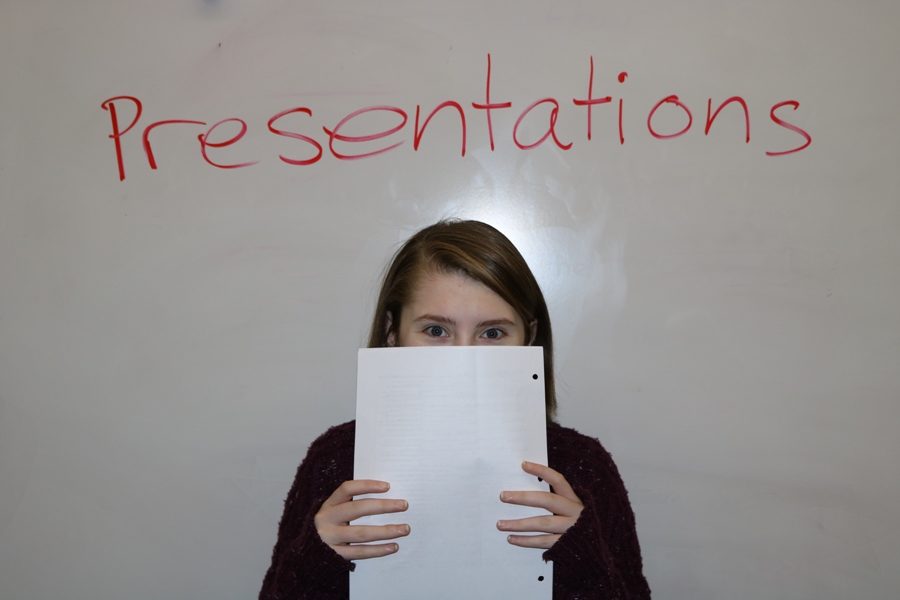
[351,346,553,600]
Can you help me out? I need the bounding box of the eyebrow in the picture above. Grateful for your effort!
[410,314,517,328]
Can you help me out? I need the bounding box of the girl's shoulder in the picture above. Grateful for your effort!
[547,420,611,454]
[547,421,624,483]
[301,420,356,463]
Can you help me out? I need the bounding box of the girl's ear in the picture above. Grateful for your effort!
[385,311,396,347]
[527,319,538,345]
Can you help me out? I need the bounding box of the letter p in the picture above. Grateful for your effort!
[100,95,143,181]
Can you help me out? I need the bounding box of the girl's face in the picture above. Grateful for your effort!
[389,270,529,347]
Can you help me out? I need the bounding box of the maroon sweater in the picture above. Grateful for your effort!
[260,421,650,599]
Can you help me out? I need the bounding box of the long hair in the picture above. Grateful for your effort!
[367,220,557,419]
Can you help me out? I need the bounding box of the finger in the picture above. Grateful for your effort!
[322,523,410,545]
[506,533,560,549]
[328,498,408,523]
[521,461,578,502]
[333,542,401,561]
[321,480,390,508]
[344,523,411,543]
[497,515,574,534]
[500,490,581,517]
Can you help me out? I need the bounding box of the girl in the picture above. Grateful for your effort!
[260,220,650,599]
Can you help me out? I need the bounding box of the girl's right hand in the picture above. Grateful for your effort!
[314,479,410,560]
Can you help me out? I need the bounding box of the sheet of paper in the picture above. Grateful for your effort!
[352,346,553,600]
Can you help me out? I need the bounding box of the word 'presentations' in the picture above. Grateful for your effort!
[100,54,813,181]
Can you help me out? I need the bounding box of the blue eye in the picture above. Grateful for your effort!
[482,328,503,340]
[426,325,446,337]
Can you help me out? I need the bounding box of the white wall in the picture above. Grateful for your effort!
[1,1,898,598]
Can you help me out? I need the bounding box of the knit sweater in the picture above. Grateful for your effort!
[260,421,650,599]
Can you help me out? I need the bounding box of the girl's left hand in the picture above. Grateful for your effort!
[496,461,584,549]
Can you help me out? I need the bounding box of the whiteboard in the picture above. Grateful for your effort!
[1,1,898,599]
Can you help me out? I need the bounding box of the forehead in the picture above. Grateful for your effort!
[404,270,520,319]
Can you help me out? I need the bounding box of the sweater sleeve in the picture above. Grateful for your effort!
[543,424,651,599]
[259,422,356,600]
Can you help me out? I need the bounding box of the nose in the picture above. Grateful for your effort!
[451,332,478,346]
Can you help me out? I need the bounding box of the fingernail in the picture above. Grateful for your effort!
[499,492,508,502]
[496,520,506,530]
[389,543,399,553]
[401,524,411,535]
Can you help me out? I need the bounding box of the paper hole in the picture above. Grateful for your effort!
[538,576,545,582]
[532,373,539,380]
